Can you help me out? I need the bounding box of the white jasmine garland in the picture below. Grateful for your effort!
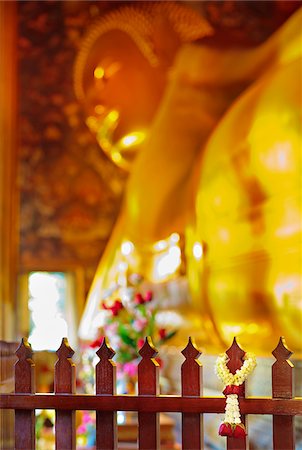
[215,352,256,386]
[215,352,257,438]
[225,394,241,424]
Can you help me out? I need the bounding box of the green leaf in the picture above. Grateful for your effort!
[146,314,156,336]
[157,330,177,345]
[118,324,137,348]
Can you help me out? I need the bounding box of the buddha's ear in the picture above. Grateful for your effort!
[152,14,181,69]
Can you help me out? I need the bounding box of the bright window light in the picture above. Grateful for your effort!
[28,272,69,351]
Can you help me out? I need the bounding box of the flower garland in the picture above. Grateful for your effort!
[215,352,256,439]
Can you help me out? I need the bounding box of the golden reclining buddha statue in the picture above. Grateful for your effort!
[74,2,302,354]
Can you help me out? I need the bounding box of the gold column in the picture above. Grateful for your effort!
[0,0,18,340]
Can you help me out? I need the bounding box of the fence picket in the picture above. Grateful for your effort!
[1,334,301,450]
[226,338,247,450]
[138,337,160,450]
[181,337,202,450]
[272,337,295,450]
[95,338,117,450]
[14,338,35,450]
[54,337,76,450]
[0,340,18,449]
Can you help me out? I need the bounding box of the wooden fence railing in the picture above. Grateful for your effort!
[0,340,18,449]
[0,335,301,450]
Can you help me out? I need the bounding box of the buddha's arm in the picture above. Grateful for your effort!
[124,48,219,242]
[190,6,302,87]
[123,8,302,244]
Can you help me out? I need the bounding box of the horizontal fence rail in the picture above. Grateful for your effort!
[0,335,301,450]
[1,394,302,415]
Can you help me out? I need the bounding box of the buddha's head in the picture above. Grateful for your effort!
[74,2,213,170]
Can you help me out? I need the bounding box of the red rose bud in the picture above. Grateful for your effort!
[144,290,153,302]
[223,385,243,396]
[233,424,247,439]
[223,385,233,396]
[232,385,243,396]
[159,328,167,339]
[218,422,233,437]
[134,293,144,304]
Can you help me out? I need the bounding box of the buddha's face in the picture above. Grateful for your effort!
[81,30,168,170]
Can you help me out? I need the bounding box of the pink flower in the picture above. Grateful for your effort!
[144,291,153,302]
[82,411,92,424]
[123,361,138,377]
[105,322,118,333]
[77,425,87,435]
[138,338,145,349]
[133,318,148,332]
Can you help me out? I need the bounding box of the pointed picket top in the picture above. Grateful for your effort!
[15,338,35,395]
[56,337,74,360]
[226,336,245,359]
[15,338,33,361]
[181,337,201,360]
[226,336,245,375]
[272,336,293,362]
[181,337,202,397]
[272,336,293,399]
[139,336,158,359]
[96,337,115,361]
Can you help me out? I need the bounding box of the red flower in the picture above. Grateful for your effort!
[134,293,144,304]
[76,378,83,388]
[232,385,243,396]
[111,299,123,316]
[159,328,167,339]
[156,357,163,367]
[223,385,233,396]
[138,338,145,349]
[103,299,123,316]
[218,422,233,437]
[223,384,243,396]
[144,291,153,302]
[114,299,123,309]
[90,337,104,348]
[233,424,247,439]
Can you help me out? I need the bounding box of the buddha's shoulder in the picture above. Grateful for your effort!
[203,56,301,168]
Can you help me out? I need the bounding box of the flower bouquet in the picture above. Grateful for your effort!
[77,273,178,445]
[89,274,177,392]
